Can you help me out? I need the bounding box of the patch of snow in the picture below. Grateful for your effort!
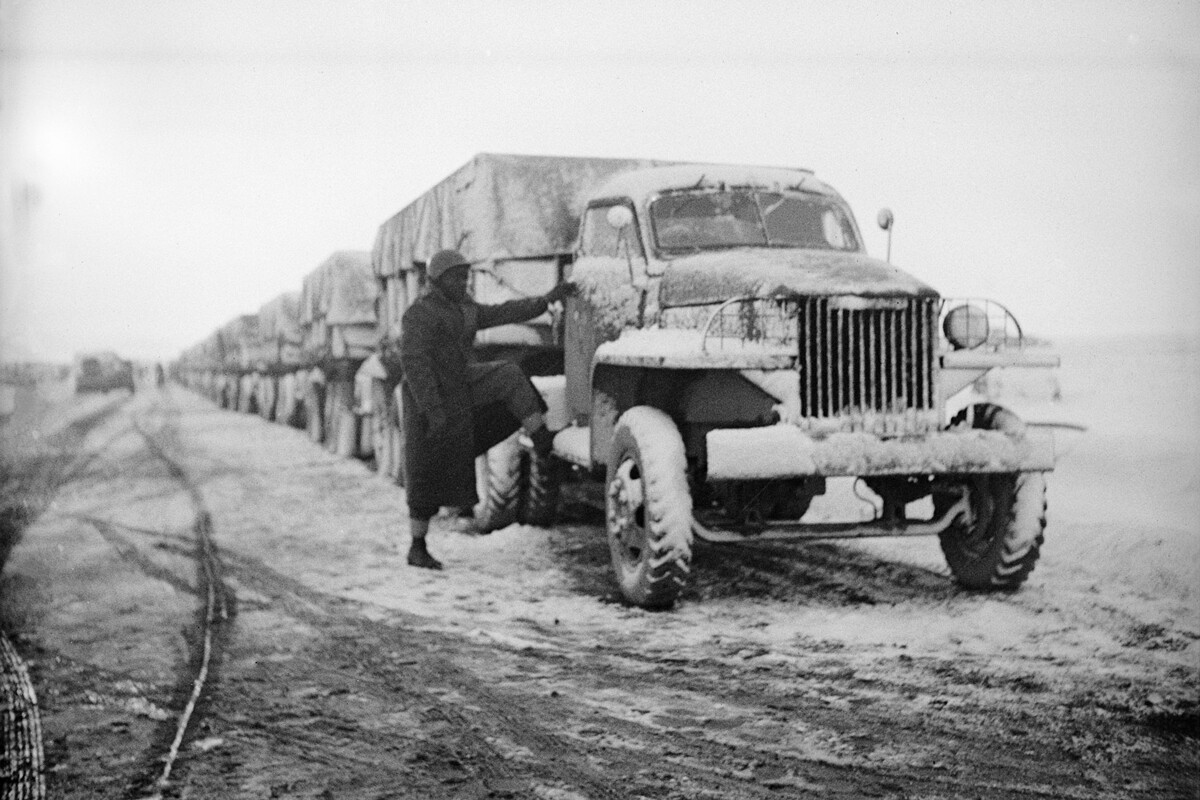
[740,369,801,422]
[572,256,643,339]
[530,375,569,431]
[591,163,833,207]
[595,328,794,369]
[707,425,1055,479]
[552,426,590,467]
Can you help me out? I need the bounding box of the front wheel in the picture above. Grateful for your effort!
[936,404,1047,590]
[606,407,693,609]
[518,448,561,527]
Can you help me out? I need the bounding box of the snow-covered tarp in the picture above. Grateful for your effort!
[300,251,379,361]
[247,292,304,369]
[258,292,303,344]
[301,251,378,327]
[371,153,672,277]
[216,315,260,370]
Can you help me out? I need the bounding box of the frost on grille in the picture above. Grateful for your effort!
[694,295,939,435]
[796,296,938,434]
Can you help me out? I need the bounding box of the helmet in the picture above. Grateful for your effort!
[427,249,470,282]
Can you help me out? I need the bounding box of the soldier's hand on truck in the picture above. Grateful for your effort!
[543,281,578,306]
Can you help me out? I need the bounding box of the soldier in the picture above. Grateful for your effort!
[399,249,574,569]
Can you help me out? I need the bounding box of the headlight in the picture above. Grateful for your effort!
[943,304,989,349]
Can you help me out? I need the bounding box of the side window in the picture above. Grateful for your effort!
[580,202,643,259]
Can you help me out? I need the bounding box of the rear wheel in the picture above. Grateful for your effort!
[274,374,294,426]
[936,404,1047,590]
[305,381,325,444]
[519,448,561,527]
[605,407,693,609]
[369,381,392,476]
[326,378,357,458]
[387,385,406,485]
[258,376,277,421]
[473,433,522,533]
[238,376,256,413]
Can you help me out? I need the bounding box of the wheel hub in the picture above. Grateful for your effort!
[607,459,646,566]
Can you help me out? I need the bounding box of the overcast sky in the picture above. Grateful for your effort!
[1,0,1198,361]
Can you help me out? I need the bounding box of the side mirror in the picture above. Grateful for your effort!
[877,208,895,263]
[606,204,633,230]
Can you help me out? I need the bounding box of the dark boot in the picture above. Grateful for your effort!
[529,425,555,458]
[406,538,443,570]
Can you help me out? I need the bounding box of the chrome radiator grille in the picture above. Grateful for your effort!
[797,296,938,423]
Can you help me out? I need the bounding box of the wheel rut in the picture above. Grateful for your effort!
[96,403,236,799]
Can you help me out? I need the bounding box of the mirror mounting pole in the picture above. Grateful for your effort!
[877,208,895,263]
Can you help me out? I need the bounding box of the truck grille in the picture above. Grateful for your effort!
[797,296,938,432]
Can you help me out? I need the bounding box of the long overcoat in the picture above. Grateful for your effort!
[399,287,548,512]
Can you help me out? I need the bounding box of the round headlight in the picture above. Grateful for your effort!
[943,304,989,350]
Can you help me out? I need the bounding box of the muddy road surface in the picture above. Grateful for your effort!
[2,348,1197,799]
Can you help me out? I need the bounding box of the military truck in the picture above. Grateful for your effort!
[371,154,1064,608]
[248,292,305,426]
[73,351,135,394]
[297,251,380,458]
[211,315,260,412]
[370,154,671,524]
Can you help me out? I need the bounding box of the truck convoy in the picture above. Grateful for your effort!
[178,153,1065,609]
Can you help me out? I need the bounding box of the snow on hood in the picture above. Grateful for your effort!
[659,248,937,307]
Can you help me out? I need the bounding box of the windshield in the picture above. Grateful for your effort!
[650,190,860,253]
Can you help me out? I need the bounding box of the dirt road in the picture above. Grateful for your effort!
[1,342,1197,798]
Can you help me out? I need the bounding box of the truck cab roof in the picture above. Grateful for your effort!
[590,163,839,206]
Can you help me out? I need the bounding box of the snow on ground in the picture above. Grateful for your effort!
[174,333,1197,709]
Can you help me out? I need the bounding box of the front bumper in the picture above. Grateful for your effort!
[706,425,1056,479]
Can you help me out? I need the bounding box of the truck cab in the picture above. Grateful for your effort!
[548,164,1062,607]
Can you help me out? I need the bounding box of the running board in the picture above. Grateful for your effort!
[692,494,971,544]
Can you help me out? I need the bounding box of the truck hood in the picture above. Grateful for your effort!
[659,248,938,307]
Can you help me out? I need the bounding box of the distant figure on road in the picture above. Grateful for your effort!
[154,362,166,387]
[398,249,574,570]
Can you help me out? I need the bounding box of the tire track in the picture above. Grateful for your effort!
[2,393,130,800]
[210,548,632,799]
[123,406,232,800]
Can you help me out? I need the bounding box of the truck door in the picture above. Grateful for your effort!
[565,200,647,421]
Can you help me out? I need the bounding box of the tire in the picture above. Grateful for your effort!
[388,422,405,486]
[258,376,277,421]
[473,433,523,533]
[389,386,406,486]
[278,373,303,428]
[937,404,1047,590]
[605,406,693,609]
[519,448,561,527]
[369,381,390,475]
[326,379,357,458]
[238,376,256,414]
[305,381,325,444]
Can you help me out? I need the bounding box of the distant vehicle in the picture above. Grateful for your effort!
[74,352,136,394]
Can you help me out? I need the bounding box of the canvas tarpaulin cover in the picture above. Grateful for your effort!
[216,315,260,369]
[258,292,303,344]
[301,251,379,327]
[371,153,672,278]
